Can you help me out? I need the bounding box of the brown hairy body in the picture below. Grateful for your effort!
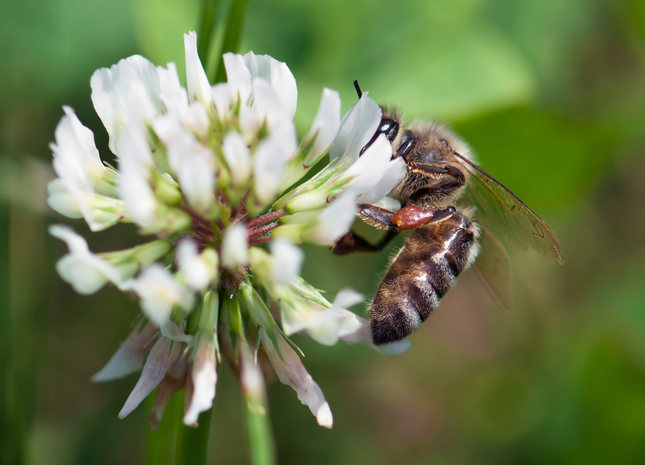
[370,211,479,345]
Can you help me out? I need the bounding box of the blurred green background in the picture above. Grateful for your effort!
[2,0,645,463]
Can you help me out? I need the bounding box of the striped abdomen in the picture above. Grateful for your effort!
[370,212,479,345]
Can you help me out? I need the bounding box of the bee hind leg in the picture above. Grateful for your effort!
[392,205,456,230]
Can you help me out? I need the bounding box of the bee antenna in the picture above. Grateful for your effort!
[353,80,362,99]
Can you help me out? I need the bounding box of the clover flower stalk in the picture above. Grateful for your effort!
[48,31,411,451]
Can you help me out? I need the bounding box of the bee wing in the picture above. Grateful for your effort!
[452,152,564,265]
[473,225,513,310]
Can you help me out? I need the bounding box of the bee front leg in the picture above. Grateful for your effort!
[332,203,398,255]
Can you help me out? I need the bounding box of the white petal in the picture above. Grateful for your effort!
[91,55,165,153]
[310,190,358,245]
[316,403,333,428]
[223,53,252,105]
[176,239,212,291]
[375,196,401,212]
[307,88,341,159]
[329,94,381,168]
[283,298,363,346]
[92,323,158,382]
[183,338,217,425]
[182,103,210,136]
[221,224,248,268]
[50,224,125,294]
[157,62,188,113]
[131,264,194,326]
[251,78,290,127]
[270,240,303,285]
[341,134,392,195]
[152,113,184,145]
[263,333,332,428]
[357,157,407,204]
[56,254,110,295]
[49,108,121,230]
[52,107,104,183]
[184,32,212,106]
[46,179,82,218]
[118,336,182,418]
[222,132,252,184]
[239,105,260,138]
[167,132,215,213]
[243,52,298,120]
[210,83,234,120]
[117,126,157,227]
[253,123,297,203]
[332,288,364,309]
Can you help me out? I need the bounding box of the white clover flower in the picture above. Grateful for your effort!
[118,334,184,419]
[176,239,217,292]
[184,332,217,425]
[91,322,159,382]
[47,107,123,231]
[50,31,410,432]
[130,264,194,326]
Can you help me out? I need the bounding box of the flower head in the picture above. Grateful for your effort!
[50,31,409,429]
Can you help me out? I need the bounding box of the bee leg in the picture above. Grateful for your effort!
[356,203,396,229]
[392,206,456,230]
[332,229,398,255]
[332,203,399,255]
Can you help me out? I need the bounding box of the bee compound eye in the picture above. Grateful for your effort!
[378,119,399,142]
[397,139,416,157]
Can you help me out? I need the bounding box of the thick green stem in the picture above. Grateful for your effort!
[238,341,276,465]
[177,408,214,465]
[146,393,182,465]
[214,0,249,83]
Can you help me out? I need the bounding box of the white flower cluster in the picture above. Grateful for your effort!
[49,31,409,429]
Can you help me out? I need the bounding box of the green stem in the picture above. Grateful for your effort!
[146,393,183,465]
[197,0,221,73]
[177,408,214,465]
[245,400,276,465]
[214,0,249,83]
[0,179,19,464]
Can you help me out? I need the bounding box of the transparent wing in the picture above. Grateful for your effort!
[473,225,513,311]
[453,152,564,265]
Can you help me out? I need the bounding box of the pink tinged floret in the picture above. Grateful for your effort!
[149,353,190,430]
[262,333,333,428]
[92,322,159,382]
[118,336,183,419]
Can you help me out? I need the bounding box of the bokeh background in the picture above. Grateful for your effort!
[2,0,645,463]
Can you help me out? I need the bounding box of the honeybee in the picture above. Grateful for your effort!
[333,83,564,345]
